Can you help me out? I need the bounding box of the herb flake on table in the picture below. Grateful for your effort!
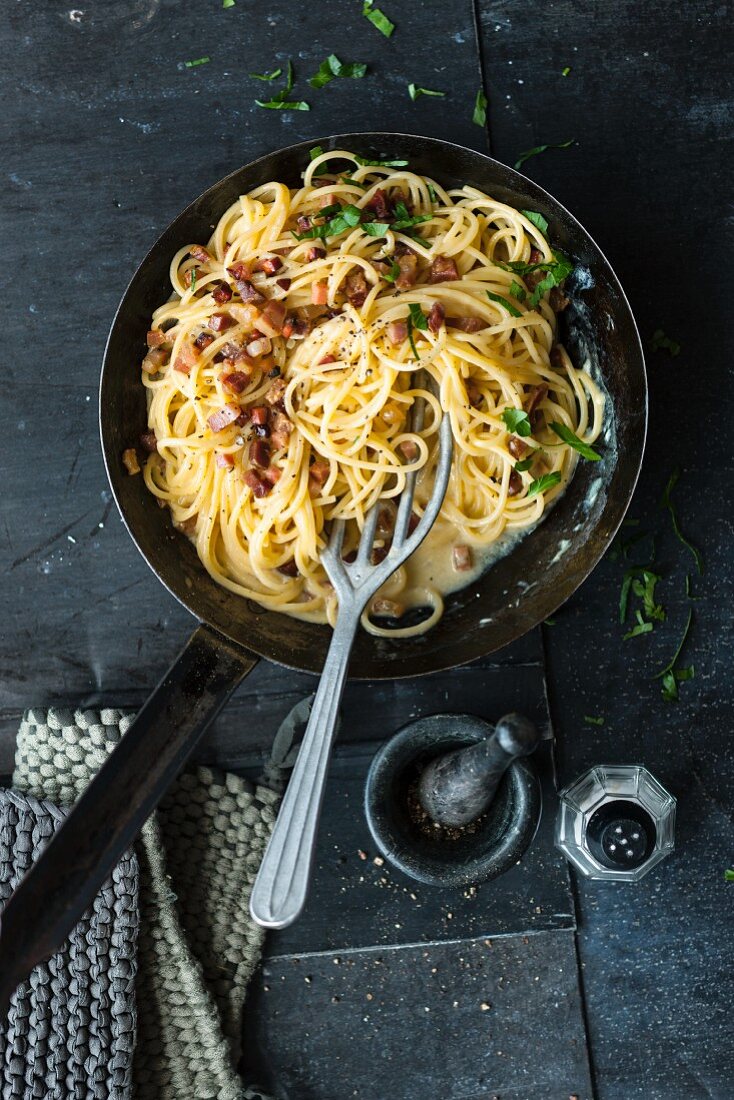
[661,469,703,574]
[223,0,235,7]
[654,608,694,701]
[651,328,681,356]
[527,471,562,497]
[725,870,734,883]
[486,291,522,318]
[514,139,575,171]
[584,715,605,726]
[184,57,211,68]
[250,68,283,81]
[624,609,654,640]
[362,0,395,37]
[562,66,571,76]
[408,84,445,101]
[549,421,601,461]
[521,210,549,234]
[473,88,488,126]
[501,408,532,437]
[309,54,367,89]
[255,60,310,111]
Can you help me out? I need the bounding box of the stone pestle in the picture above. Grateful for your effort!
[418,713,541,828]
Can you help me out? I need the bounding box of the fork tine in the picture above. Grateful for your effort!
[355,503,381,568]
[392,469,417,549]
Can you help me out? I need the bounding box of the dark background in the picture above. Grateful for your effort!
[2,2,732,1097]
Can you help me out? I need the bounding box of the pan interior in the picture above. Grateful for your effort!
[100,133,646,679]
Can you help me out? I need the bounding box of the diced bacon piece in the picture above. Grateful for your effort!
[276,277,292,292]
[364,188,393,220]
[176,514,198,535]
[278,559,299,577]
[255,298,287,337]
[306,245,326,261]
[549,286,570,312]
[258,256,283,276]
[210,312,234,333]
[312,281,328,306]
[371,597,404,618]
[465,380,483,408]
[508,436,529,459]
[190,244,211,264]
[447,316,488,332]
[227,264,264,304]
[250,406,268,426]
[308,459,330,490]
[243,469,271,497]
[387,320,408,345]
[427,301,445,333]
[428,254,460,283]
[249,438,271,468]
[173,342,199,374]
[319,353,337,364]
[265,378,287,407]
[318,192,337,209]
[215,452,235,469]
[246,335,272,358]
[263,464,282,484]
[398,439,419,460]
[234,409,251,426]
[395,252,418,289]
[508,470,523,496]
[139,430,158,453]
[296,215,312,233]
[195,332,215,351]
[220,370,250,394]
[122,448,140,475]
[146,329,167,347]
[212,282,233,304]
[207,404,241,432]
[452,545,473,572]
[526,383,548,416]
[550,345,565,370]
[270,411,293,449]
[345,270,369,308]
[142,348,167,374]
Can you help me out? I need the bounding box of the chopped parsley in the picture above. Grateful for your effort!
[486,291,522,318]
[661,469,703,574]
[514,453,536,473]
[293,203,362,240]
[427,183,438,203]
[619,566,664,626]
[651,328,681,357]
[353,154,409,167]
[725,870,734,883]
[521,210,549,234]
[549,421,601,461]
[623,610,654,640]
[190,268,197,294]
[184,56,211,68]
[501,408,532,437]
[382,259,401,283]
[527,471,562,497]
[255,60,310,111]
[309,54,367,89]
[655,609,694,701]
[223,0,235,7]
[496,251,574,307]
[584,715,605,726]
[406,303,429,359]
[408,84,446,100]
[562,66,571,76]
[472,88,488,127]
[509,280,526,301]
[514,139,575,171]
[250,69,282,80]
[362,0,395,37]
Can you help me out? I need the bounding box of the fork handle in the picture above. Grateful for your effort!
[250,612,358,928]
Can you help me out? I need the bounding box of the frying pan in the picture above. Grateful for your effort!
[0,133,646,1004]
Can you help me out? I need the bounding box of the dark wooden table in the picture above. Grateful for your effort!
[2,2,732,1097]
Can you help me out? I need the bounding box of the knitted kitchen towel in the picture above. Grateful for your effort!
[0,788,138,1100]
[13,706,288,1100]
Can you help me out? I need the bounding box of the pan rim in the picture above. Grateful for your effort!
[100,130,647,679]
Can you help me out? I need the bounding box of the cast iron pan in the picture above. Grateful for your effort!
[0,133,646,1004]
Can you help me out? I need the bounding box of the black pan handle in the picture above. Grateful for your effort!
[0,623,257,1015]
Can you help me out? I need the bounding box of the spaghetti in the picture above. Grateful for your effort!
[135,148,605,635]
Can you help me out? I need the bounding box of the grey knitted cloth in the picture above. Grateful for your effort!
[11,707,282,1100]
[0,788,138,1099]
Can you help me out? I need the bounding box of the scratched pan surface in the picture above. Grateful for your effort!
[101,131,647,678]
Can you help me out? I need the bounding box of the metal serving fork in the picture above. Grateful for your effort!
[250,409,454,929]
